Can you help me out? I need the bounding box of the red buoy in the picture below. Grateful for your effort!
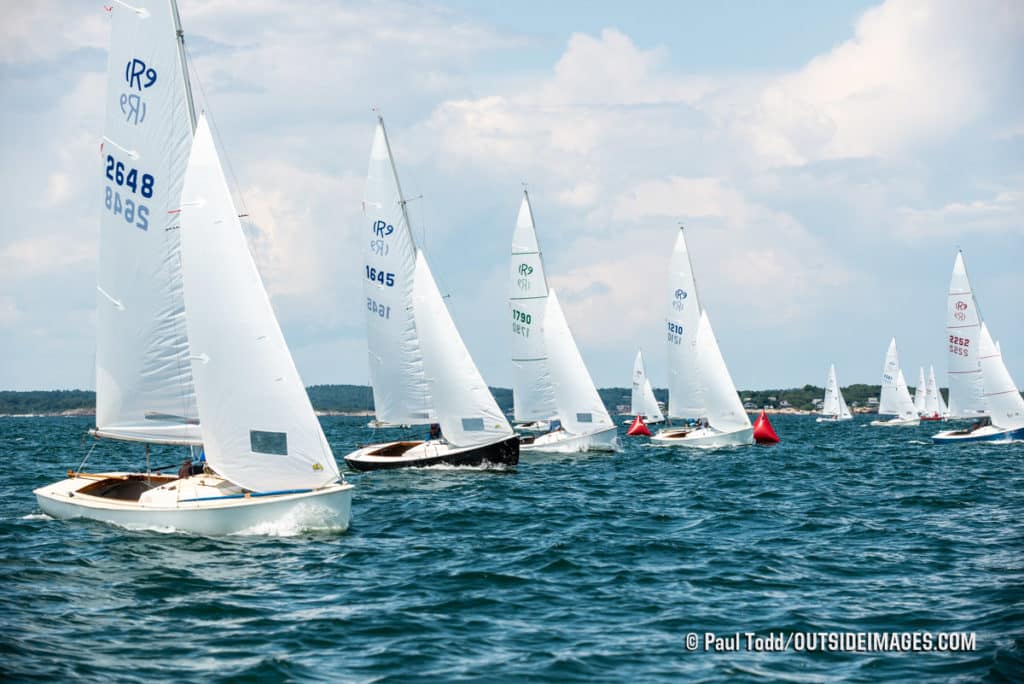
[627,415,652,437]
[753,410,780,444]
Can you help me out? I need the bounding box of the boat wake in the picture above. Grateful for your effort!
[231,503,349,537]
[21,513,53,521]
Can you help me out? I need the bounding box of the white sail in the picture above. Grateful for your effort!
[978,323,1024,430]
[95,0,200,444]
[913,367,928,414]
[413,251,514,446]
[631,349,663,421]
[509,191,557,422]
[543,290,614,435]
[945,252,987,418]
[694,312,751,431]
[822,364,852,419]
[894,369,917,417]
[928,365,948,417]
[362,120,434,426]
[666,228,704,419]
[179,116,339,492]
[878,339,902,415]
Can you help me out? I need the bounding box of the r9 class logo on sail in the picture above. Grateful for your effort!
[372,220,394,238]
[672,288,687,311]
[121,58,157,125]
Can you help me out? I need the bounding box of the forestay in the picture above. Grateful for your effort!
[945,252,987,418]
[666,228,704,420]
[413,252,514,446]
[694,312,751,432]
[978,324,1024,429]
[362,119,434,426]
[179,117,339,492]
[95,0,199,444]
[631,349,663,421]
[509,191,558,422]
[543,290,613,435]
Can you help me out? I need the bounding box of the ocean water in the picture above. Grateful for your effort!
[2,414,1022,682]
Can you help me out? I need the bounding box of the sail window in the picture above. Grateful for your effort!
[461,418,485,431]
[250,430,288,455]
[576,412,593,423]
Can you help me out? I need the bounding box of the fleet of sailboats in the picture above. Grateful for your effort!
[34,0,352,534]
[30,2,1023,536]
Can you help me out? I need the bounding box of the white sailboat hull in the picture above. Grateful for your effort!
[932,424,1024,444]
[34,473,352,535]
[816,415,853,423]
[519,425,621,453]
[514,420,552,433]
[870,416,921,427]
[650,425,754,448]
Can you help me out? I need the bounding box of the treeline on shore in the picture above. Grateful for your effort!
[0,383,966,415]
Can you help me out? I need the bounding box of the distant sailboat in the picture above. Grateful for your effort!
[913,367,928,416]
[344,119,518,470]
[34,1,352,533]
[871,339,919,426]
[933,251,1024,443]
[920,365,946,421]
[651,228,753,447]
[630,348,664,425]
[508,191,557,434]
[817,364,853,422]
[510,192,619,453]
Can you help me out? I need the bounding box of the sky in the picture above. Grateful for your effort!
[1,0,1022,392]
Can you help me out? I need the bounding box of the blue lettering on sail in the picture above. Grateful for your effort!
[372,219,394,237]
[120,93,146,125]
[125,59,158,91]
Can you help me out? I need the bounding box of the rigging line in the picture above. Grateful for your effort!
[183,43,251,223]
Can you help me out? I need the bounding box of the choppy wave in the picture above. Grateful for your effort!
[2,414,1022,682]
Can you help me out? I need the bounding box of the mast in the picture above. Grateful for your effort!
[171,0,197,132]
[377,115,415,246]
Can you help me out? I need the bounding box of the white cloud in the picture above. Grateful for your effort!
[897,187,1024,239]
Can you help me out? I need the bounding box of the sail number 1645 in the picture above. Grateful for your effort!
[365,266,395,287]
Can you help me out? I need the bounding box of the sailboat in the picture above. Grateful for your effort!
[870,339,920,426]
[344,119,518,470]
[817,364,853,422]
[630,348,665,425]
[509,192,619,453]
[508,191,557,434]
[933,253,1024,443]
[921,365,948,420]
[651,228,753,447]
[34,1,351,533]
[913,367,928,416]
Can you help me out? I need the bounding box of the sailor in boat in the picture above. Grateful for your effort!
[429,423,442,441]
[956,416,992,435]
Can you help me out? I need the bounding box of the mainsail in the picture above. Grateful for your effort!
[361,119,434,425]
[179,116,339,492]
[665,228,703,419]
[508,191,557,422]
[95,0,199,444]
[822,364,852,419]
[945,252,987,418]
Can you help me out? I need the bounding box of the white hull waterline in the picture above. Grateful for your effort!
[869,416,920,427]
[514,420,552,433]
[345,434,519,471]
[34,472,353,535]
[650,425,754,448]
[519,425,620,453]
